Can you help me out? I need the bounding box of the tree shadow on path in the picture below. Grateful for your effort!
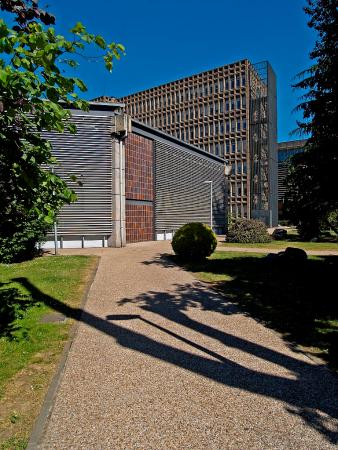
[11,276,338,445]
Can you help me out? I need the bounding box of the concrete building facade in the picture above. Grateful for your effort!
[116,59,278,226]
[42,103,227,249]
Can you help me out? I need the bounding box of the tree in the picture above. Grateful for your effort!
[0,0,124,262]
[284,0,338,239]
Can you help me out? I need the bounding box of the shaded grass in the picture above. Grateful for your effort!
[179,251,338,367]
[0,255,97,448]
[220,239,338,251]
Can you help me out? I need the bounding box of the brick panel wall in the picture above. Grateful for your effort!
[125,133,154,243]
[126,204,154,243]
[125,134,154,201]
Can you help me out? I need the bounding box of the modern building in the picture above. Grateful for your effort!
[42,102,227,249]
[112,59,278,226]
[277,139,307,220]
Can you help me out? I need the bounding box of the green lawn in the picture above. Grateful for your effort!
[0,255,97,449]
[179,251,338,368]
[220,239,338,251]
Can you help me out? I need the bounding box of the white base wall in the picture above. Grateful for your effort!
[41,237,109,249]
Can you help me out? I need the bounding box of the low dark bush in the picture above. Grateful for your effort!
[172,223,217,260]
[282,247,308,263]
[272,228,288,240]
[227,218,271,244]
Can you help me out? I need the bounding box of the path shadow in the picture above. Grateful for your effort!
[140,253,338,362]
[9,276,338,444]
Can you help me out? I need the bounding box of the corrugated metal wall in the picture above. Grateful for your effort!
[154,141,226,234]
[43,113,113,237]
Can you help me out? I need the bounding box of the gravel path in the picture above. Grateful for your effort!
[38,241,338,449]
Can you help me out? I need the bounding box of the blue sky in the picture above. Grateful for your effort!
[9,1,317,141]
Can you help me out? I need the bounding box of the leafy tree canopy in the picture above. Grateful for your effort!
[284,0,338,239]
[0,0,124,262]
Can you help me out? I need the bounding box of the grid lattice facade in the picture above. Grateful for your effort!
[118,59,277,225]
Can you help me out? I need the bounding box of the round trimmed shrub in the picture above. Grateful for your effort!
[172,223,217,260]
[227,218,271,244]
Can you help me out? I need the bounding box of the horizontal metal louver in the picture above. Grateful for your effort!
[154,141,226,233]
[43,114,113,236]
[278,163,288,201]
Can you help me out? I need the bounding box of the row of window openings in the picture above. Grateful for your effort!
[189,140,248,159]
[174,120,247,141]
[130,76,246,113]
[136,97,246,123]
[145,110,247,129]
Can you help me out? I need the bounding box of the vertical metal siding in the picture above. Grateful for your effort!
[154,141,226,233]
[43,114,113,236]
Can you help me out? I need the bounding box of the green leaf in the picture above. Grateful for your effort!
[95,35,106,49]
[70,22,85,35]
[74,78,87,92]
[0,69,7,83]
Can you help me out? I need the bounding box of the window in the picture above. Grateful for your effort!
[230,77,235,89]
[236,119,241,131]
[242,95,246,108]
[176,111,180,121]
[236,76,240,88]
[204,124,209,136]
[243,161,247,173]
[243,118,247,130]
[226,120,230,132]
[231,140,236,153]
[225,100,229,111]
[237,140,242,152]
[204,104,208,116]
[214,101,219,113]
[189,107,193,119]
[236,97,241,109]
[220,101,224,113]
[231,98,235,110]
[242,139,247,153]
[225,79,229,90]
[242,75,246,86]
[231,120,236,132]
[220,143,224,157]
[209,103,214,115]
[214,82,219,93]
[200,124,203,137]
[215,144,220,155]
[219,79,224,92]
[220,121,224,134]
[226,141,230,153]
[237,161,242,174]
[215,122,219,135]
